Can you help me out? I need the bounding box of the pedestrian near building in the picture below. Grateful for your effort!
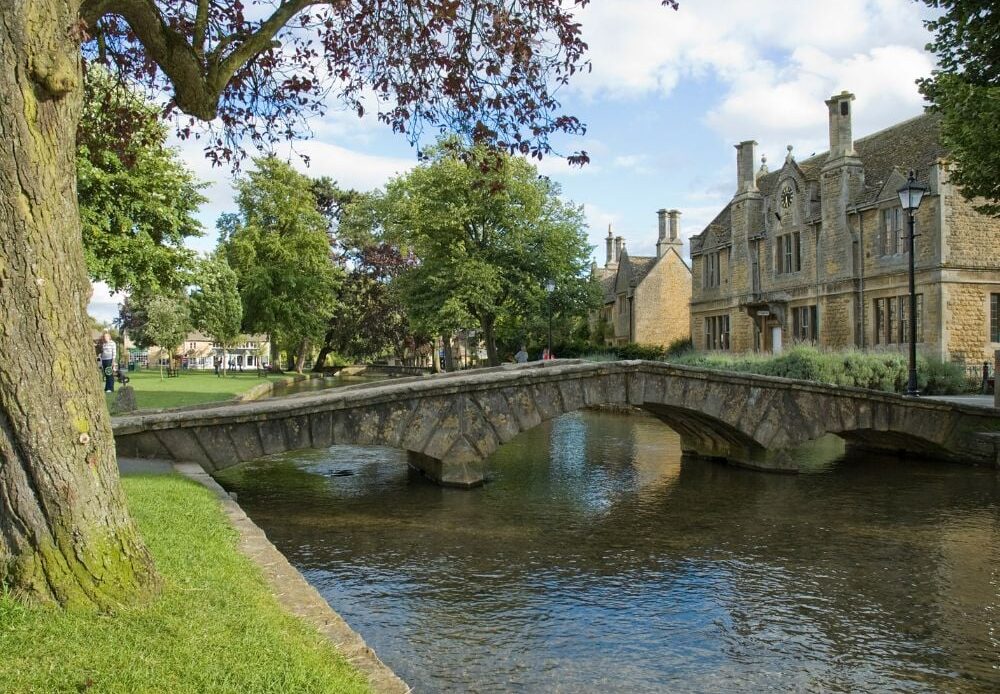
[515,346,529,364]
[98,330,117,393]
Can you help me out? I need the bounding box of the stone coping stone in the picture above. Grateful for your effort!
[159,460,410,694]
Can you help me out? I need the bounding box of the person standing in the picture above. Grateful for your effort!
[99,330,117,393]
[514,346,529,364]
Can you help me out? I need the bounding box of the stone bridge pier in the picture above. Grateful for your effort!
[112,361,1000,487]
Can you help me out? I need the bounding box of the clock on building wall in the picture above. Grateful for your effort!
[780,185,793,209]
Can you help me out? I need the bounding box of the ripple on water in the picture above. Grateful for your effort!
[215,411,1000,693]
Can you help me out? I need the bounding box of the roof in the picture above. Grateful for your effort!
[690,112,946,252]
[627,256,657,286]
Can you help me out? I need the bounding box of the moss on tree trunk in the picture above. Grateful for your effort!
[0,0,159,609]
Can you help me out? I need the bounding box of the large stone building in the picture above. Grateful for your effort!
[593,210,691,347]
[689,91,1000,364]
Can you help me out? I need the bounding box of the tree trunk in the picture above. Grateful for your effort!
[269,335,281,372]
[431,338,442,373]
[0,0,158,608]
[313,339,332,372]
[442,334,456,371]
[481,316,500,366]
[294,339,308,374]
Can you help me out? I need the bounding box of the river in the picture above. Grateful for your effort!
[215,410,1000,692]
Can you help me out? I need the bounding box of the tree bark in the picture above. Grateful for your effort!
[0,0,158,608]
[481,316,500,366]
[294,339,308,373]
[431,338,441,373]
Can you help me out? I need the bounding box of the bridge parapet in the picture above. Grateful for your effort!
[113,360,1000,487]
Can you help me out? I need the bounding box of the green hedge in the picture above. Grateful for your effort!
[669,345,969,395]
[579,343,970,395]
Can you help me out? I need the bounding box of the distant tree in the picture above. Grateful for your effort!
[221,158,340,373]
[382,139,596,365]
[142,295,192,378]
[78,69,206,293]
[190,253,243,375]
[919,0,1000,215]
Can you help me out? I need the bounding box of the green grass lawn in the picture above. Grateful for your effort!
[104,369,285,411]
[0,474,370,694]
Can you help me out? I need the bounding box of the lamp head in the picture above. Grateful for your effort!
[897,170,928,212]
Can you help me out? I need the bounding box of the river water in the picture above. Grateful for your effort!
[216,410,1000,692]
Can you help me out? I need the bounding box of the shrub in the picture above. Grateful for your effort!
[667,346,969,395]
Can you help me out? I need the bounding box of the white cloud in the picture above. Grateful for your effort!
[572,0,937,157]
[88,281,123,324]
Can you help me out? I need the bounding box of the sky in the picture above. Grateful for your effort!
[88,0,940,322]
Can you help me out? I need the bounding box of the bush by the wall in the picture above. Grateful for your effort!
[669,345,969,395]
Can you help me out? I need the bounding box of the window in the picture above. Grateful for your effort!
[880,207,904,256]
[792,305,818,342]
[703,252,721,288]
[775,232,801,273]
[874,294,923,345]
[991,293,999,343]
[704,314,730,350]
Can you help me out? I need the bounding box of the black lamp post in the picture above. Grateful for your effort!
[897,170,928,396]
[545,280,555,359]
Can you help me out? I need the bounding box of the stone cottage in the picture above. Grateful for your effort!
[688,91,1000,364]
[592,210,692,347]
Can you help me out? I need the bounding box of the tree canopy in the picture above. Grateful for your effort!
[190,252,243,362]
[919,0,1000,215]
[221,157,340,366]
[78,68,206,293]
[380,139,596,365]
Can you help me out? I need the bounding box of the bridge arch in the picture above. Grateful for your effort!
[112,361,1000,487]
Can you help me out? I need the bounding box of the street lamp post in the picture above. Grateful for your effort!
[545,280,555,360]
[897,170,928,396]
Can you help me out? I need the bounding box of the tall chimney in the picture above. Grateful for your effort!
[605,225,614,267]
[657,209,668,242]
[735,140,758,194]
[668,210,681,241]
[826,91,855,159]
[615,236,624,261]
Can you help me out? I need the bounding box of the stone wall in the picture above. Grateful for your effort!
[634,251,691,347]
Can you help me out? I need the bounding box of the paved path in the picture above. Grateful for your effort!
[923,394,996,409]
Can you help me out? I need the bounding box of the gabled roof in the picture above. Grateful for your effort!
[690,112,945,251]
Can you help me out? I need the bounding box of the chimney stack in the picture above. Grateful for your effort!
[657,209,668,242]
[615,236,625,261]
[668,210,681,241]
[826,91,855,159]
[605,225,615,267]
[735,140,758,194]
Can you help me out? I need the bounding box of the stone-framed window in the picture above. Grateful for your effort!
[792,305,818,342]
[879,206,905,256]
[703,251,721,288]
[990,293,1000,343]
[775,232,801,274]
[874,294,923,345]
[704,314,730,350]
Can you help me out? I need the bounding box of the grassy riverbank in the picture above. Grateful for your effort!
[104,369,286,411]
[0,474,370,694]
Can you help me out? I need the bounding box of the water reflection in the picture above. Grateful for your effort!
[216,411,1000,693]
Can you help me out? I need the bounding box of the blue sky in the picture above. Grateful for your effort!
[89,0,940,321]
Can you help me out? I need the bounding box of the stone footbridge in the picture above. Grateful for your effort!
[112,360,1000,487]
